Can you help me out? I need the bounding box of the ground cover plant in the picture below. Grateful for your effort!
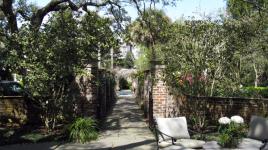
[68,117,98,143]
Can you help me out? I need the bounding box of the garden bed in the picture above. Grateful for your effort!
[0,125,66,146]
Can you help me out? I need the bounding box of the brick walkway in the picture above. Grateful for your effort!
[0,90,156,150]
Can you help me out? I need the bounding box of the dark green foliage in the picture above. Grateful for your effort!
[226,0,268,92]
[128,9,171,47]
[7,10,120,131]
[227,0,255,18]
[127,9,172,69]
[122,49,135,68]
[119,77,131,89]
[68,117,98,143]
[227,0,268,19]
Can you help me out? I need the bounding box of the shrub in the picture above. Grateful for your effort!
[68,117,98,143]
[242,86,268,98]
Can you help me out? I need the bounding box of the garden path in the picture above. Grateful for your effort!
[0,90,156,150]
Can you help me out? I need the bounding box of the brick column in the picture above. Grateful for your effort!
[152,65,168,118]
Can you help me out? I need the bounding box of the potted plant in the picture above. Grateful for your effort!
[218,116,246,148]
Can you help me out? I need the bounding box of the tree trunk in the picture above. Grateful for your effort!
[210,66,221,96]
[253,63,258,87]
[1,0,18,33]
[210,78,215,96]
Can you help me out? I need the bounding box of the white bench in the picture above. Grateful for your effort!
[154,117,205,150]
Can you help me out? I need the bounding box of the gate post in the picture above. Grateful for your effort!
[148,61,168,126]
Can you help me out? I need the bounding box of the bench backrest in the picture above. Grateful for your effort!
[248,115,268,141]
[155,117,190,141]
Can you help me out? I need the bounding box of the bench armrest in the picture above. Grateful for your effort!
[155,128,177,144]
[260,139,268,150]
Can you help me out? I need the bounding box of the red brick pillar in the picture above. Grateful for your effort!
[152,65,168,118]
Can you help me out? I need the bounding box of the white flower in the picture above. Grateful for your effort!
[218,117,231,125]
[231,115,244,124]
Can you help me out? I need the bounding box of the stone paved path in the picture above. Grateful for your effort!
[0,90,156,150]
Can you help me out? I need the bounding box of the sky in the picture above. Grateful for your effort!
[28,0,227,21]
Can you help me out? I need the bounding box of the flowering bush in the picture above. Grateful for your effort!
[218,116,247,148]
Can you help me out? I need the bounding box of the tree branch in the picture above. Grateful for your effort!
[132,0,143,16]
[1,0,123,31]
[30,0,122,30]
[0,0,18,33]
[30,0,69,29]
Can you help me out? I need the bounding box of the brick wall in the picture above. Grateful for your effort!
[0,97,27,125]
[136,63,268,127]
[70,65,116,119]
[179,95,268,125]
[68,63,99,118]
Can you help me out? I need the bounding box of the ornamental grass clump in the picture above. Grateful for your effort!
[218,116,246,148]
[68,117,98,143]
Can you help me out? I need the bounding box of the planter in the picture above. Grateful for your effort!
[219,137,241,148]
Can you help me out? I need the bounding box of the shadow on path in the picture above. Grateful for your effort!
[0,90,156,150]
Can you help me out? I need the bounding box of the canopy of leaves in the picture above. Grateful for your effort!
[127,9,172,71]
[227,0,268,19]
[131,3,267,97]
[127,9,171,47]
[226,0,268,87]
[162,20,238,96]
